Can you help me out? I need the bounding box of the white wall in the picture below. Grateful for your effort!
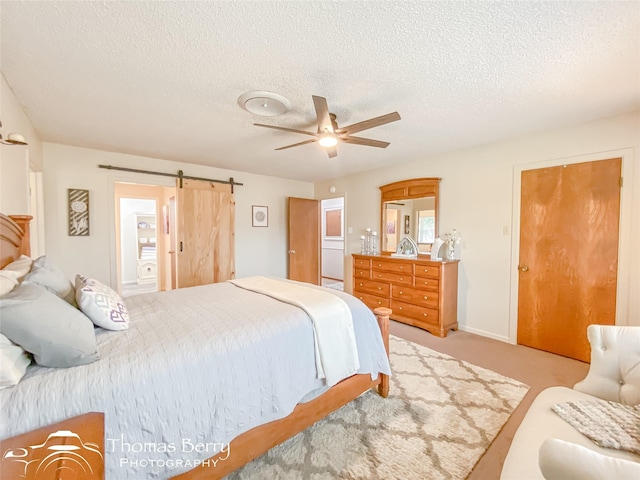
[315,111,640,341]
[42,143,314,286]
[0,73,43,214]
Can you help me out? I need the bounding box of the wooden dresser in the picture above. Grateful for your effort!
[352,254,459,337]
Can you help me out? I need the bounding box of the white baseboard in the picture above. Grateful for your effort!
[458,325,511,344]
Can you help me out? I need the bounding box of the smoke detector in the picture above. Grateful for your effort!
[238,91,291,117]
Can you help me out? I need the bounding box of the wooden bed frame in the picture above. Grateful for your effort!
[0,213,391,479]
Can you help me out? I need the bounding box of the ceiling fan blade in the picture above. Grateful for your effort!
[254,123,318,137]
[275,138,318,150]
[326,145,338,158]
[342,135,390,148]
[312,95,333,133]
[336,112,401,135]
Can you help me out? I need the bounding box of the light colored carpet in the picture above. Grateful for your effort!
[229,335,530,479]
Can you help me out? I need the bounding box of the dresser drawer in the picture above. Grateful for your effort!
[414,264,440,279]
[354,279,390,297]
[391,300,439,326]
[370,270,412,285]
[354,257,371,268]
[413,276,439,291]
[371,259,412,274]
[392,285,439,309]
[354,268,370,279]
[353,291,390,310]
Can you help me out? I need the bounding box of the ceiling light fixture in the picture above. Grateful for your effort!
[318,134,338,147]
[0,121,28,146]
[238,91,291,117]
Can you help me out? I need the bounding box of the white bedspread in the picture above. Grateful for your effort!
[0,280,391,479]
[230,276,359,386]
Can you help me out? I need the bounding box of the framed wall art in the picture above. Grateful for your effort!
[324,208,343,238]
[68,188,90,236]
[252,205,268,227]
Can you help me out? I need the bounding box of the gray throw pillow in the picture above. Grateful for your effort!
[0,282,99,367]
[23,255,77,307]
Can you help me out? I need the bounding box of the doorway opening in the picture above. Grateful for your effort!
[320,197,344,291]
[119,197,158,297]
[114,182,175,297]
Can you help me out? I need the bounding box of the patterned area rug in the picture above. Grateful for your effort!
[230,335,530,479]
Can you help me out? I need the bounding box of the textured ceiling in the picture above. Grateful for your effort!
[1,1,638,182]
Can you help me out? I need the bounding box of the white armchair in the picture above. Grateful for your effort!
[501,324,640,480]
[573,325,640,405]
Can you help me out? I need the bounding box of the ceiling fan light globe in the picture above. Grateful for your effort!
[319,136,338,147]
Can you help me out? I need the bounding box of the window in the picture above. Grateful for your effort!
[417,210,435,244]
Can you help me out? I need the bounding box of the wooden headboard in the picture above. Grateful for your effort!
[0,214,32,268]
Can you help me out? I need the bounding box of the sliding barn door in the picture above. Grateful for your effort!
[175,179,235,288]
[517,158,622,362]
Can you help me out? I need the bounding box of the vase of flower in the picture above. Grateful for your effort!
[444,229,461,260]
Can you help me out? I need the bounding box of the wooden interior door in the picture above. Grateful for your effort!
[288,197,319,284]
[517,158,622,362]
[175,179,235,288]
[384,207,399,252]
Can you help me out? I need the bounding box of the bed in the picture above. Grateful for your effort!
[0,213,391,479]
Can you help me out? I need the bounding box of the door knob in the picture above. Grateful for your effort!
[288,249,296,254]
[518,265,529,272]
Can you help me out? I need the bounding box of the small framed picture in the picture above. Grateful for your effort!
[68,188,90,236]
[324,208,343,238]
[252,205,268,227]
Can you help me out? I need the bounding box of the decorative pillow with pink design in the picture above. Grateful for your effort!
[75,275,129,331]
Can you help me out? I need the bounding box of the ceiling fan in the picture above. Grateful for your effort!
[254,95,400,158]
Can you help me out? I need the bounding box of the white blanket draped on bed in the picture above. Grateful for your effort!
[230,276,360,386]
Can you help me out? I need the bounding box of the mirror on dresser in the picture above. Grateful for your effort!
[379,178,440,255]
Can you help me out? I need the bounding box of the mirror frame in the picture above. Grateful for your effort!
[379,178,441,256]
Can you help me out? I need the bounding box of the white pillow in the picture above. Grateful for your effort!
[0,333,32,388]
[0,255,33,297]
[2,255,33,279]
[539,438,640,480]
[0,273,19,297]
[23,255,76,306]
[75,275,129,331]
[1,283,99,367]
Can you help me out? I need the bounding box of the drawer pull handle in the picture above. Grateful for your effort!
[378,263,382,267]
[423,313,428,317]
[424,296,428,300]
[424,269,428,273]
[400,266,404,269]
[400,277,403,280]
[378,274,382,278]
[399,291,403,295]
[359,283,363,286]
[377,301,381,305]
[399,307,403,310]
[377,287,381,290]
